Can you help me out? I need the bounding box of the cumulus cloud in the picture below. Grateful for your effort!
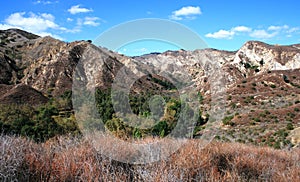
[268,25,289,31]
[0,12,66,39]
[68,5,92,15]
[0,24,19,30]
[83,17,100,26]
[267,25,300,37]
[205,26,251,39]
[170,6,202,20]
[34,0,59,5]
[287,27,300,33]
[232,26,252,32]
[206,25,299,40]
[0,10,105,39]
[250,30,278,39]
[4,12,61,32]
[70,17,103,32]
[205,30,235,39]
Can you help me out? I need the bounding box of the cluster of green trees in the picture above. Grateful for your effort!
[94,89,207,139]
[0,88,207,142]
[0,92,80,142]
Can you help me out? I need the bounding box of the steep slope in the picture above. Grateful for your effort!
[0,29,177,99]
[0,84,48,105]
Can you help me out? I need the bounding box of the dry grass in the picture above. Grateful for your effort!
[0,134,299,181]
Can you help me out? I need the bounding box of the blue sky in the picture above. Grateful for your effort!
[0,0,299,56]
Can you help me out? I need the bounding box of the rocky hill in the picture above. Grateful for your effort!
[0,29,299,148]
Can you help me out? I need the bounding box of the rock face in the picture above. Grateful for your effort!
[20,37,87,96]
[232,41,300,72]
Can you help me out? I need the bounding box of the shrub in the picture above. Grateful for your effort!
[227,95,232,100]
[286,123,294,130]
[259,59,264,66]
[222,115,234,126]
[283,75,290,83]
[152,121,169,137]
[253,118,261,122]
[273,141,281,149]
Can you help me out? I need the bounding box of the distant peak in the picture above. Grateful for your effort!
[241,41,271,49]
[240,40,300,53]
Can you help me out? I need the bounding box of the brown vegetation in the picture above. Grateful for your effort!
[1,135,299,181]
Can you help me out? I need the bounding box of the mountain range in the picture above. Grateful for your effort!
[0,29,299,148]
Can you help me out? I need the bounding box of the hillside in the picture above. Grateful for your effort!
[0,29,299,149]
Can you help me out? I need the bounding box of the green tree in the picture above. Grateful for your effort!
[152,121,169,137]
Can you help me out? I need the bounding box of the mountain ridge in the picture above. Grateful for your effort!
[0,28,299,148]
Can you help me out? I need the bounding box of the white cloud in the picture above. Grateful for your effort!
[68,5,92,15]
[66,17,101,33]
[232,26,252,32]
[268,25,289,31]
[40,13,55,21]
[267,25,299,38]
[0,12,66,40]
[5,12,60,32]
[205,30,235,39]
[34,0,59,5]
[170,6,202,20]
[174,6,201,16]
[64,27,81,33]
[206,24,297,40]
[83,17,100,26]
[0,24,19,30]
[287,27,299,33]
[206,26,252,39]
[250,30,278,39]
[0,10,104,38]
